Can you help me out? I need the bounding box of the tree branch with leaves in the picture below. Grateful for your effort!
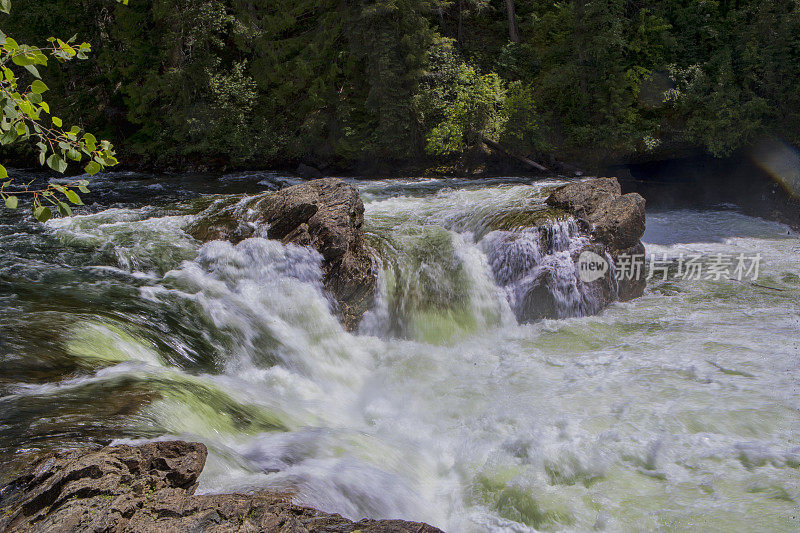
[0,0,126,221]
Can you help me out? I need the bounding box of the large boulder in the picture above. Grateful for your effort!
[187,178,377,331]
[545,177,623,220]
[546,177,647,301]
[0,441,442,533]
[588,193,647,251]
[546,177,645,251]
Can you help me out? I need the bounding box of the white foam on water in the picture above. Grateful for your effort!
[9,186,800,532]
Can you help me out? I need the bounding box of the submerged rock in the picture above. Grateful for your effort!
[0,441,442,533]
[187,178,377,331]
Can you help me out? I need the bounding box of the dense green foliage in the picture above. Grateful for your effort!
[0,0,123,219]
[3,0,800,170]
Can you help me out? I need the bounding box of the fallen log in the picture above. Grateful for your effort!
[481,136,550,173]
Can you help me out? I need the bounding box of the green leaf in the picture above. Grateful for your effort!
[46,153,67,173]
[12,54,34,67]
[1,128,17,145]
[31,80,48,94]
[52,116,62,128]
[85,161,102,176]
[4,195,18,209]
[17,100,34,118]
[57,201,72,216]
[64,189,83,205]
[0,164,7,179]
[33,205,52,223]
[0,0,10,14]
[82,133,96,151]
[23,64,40,79]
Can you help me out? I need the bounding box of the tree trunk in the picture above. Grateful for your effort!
[457,0,464,44]
[481,136,549,173]
[575,0,587,94]
[505,0,521,42]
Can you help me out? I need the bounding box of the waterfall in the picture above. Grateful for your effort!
[480,219,615,322]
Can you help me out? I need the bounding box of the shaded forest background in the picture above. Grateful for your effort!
[3,0,800,172]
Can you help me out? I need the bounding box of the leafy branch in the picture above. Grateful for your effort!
[0,0,128,221]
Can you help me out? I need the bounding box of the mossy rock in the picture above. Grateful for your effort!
[488,207,570,232]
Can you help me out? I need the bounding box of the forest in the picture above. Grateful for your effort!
[3,0,800,172]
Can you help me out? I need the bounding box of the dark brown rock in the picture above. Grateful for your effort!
[615,241,648,302]
[0,442,442,533]
[187,179,377,331]
[296,164,324,180]
[546,177,622,219]
[546,177,646,251]
[546,177,647,301]
[586,194,646,252]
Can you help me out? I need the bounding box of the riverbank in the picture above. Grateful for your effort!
[0,441,442,532]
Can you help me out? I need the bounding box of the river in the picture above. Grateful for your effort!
[0,172,798,531]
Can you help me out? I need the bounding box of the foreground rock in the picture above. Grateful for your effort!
[187,178,376,331]
[547,177,647,301]
[0,441,441,533]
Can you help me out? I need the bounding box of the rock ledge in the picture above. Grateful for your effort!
[0,441,442,533]
[187,178,377,331]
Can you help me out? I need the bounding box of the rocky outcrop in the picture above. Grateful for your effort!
[546,177,646,251]
[0,441,442,533]
[187,178,377,331]
[547,177,647,301]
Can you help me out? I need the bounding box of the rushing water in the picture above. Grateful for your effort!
[1,172,799,531]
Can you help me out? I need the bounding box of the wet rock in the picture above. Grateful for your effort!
[187,178,377,331]
[0,441,442,533]
[546,177,647,300]
[615,241,647,302]
[546,177,645,251]
[487,207,570,233]
[586,194,646,251]
[546,177,623,220]
[514,268,557,322]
